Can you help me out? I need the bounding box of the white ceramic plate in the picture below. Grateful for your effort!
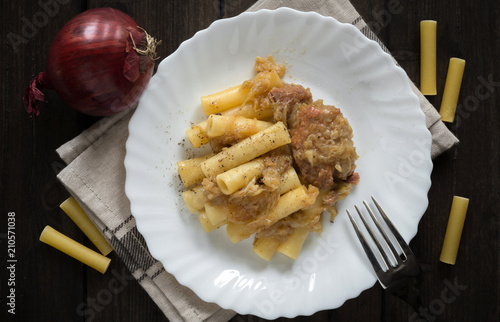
[124,8,432,319]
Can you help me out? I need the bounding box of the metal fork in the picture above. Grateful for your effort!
[346,196,423,313]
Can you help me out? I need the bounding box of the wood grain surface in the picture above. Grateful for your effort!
[1,0,498,321]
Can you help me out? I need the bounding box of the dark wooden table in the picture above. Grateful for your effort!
[1,0,498,321]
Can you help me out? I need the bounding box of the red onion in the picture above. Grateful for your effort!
[23,8,161,117]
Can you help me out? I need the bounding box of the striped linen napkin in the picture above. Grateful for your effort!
[56,1,458,321]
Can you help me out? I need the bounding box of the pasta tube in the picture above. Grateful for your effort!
[199,210,228,233]
[181,185,208,214]
[226,185,317,243]
[440,196,469,265]
[276,167,301,195]
[40,226,111,274]
[177,153,212,187]
[253,236,281,261]
[440,58,466,123]
[215,163,300,196]
[420,20,437,95]
[276,227,310,260]
[201,85,250,115]
[187,106,274,148]
[262,185,317,227]
[216,158,265,195]
[60,196,113,256]
[226,222,250,243]
[206,115,272,138]
[204,201,231,226]
[223,103,274,120]
[185,119,209,148]
[201,122,291,177]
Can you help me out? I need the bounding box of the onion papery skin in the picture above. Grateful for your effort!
[26,8,157,117]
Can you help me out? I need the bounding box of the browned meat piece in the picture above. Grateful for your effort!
[289,101,358,188]
[269,84,358,189]
[268,84,312,124]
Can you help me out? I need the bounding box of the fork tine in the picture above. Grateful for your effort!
[363,200,401,265]
[354,205,392,271]
[371,196,412,257]
[348,198,423,303]
[346,209,383,273]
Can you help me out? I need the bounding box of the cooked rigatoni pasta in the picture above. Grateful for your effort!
[177,153,212,187]
[200,121,291,177]
[186,103,274,148]
[225,222,249,244]
[185,120,210,148]
[253,235,282,261]
[257,185,318,229]
[198,210,229,233]
[204,201,231,226]
[223,102,274,119]
[225,185,318,243]
[275,167,301,195]
[206,115,272,138]
[276,227,310,260]
[181,185,208,214]
[201,85,249,115]
[176,55,358,261]
[200,69,284,115]
[216,158,266,195]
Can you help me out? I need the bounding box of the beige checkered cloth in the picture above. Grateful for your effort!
[56,1,458,321]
